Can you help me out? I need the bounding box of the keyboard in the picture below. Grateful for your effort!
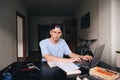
[74,60,91,68]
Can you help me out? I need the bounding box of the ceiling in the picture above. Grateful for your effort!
[22,0,83,17]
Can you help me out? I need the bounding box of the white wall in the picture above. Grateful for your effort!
[116,0,120,66]
[74,0,98,53]
[98,0,112,65]
[29,17,70,51]
[74,0,120,66]
[116,0,120,54]
[98,0,120,66]
[0,0,27,70]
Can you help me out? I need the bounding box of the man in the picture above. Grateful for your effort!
[39,23,92,62]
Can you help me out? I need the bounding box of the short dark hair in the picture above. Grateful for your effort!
[50,23,63,32]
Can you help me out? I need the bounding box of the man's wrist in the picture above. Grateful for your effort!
[79,55,84,59]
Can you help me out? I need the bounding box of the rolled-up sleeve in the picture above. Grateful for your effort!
[39,41,49,57]
[62,40,72,55]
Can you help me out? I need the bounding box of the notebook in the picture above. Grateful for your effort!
[47,62,81,75]
[74,44,105,69]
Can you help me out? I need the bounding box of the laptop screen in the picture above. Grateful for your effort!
[90,44,105,68]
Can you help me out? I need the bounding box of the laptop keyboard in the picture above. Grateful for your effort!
[81,60,90,66]
[74,60,91,68]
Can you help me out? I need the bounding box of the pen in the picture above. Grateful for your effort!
[19,68,35,72]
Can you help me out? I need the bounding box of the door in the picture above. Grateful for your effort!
[16,11,26,62]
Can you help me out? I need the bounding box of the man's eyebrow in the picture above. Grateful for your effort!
[53,31,61,33]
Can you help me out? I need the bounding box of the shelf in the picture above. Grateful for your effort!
[116,51,120,53]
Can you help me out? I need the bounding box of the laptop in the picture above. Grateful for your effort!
[74,44,105,69]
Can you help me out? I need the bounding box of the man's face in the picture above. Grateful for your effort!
[50,27,62,42]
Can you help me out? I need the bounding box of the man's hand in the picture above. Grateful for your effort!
[82,55,93,61]
[69,53,93,62]
[69,57,81,62]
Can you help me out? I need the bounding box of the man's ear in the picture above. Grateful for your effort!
[50,30,52,35]
[60,33,62,37]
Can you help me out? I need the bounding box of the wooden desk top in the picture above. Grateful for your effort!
[0,61,120,80]
[0,62,67,80]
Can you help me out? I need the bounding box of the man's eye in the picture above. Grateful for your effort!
[53,32,56,33]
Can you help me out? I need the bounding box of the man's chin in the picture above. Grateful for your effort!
[55,40,59,42]
[54,39,59,42]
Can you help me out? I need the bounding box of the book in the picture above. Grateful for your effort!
[47,62,57,68]
[56,62,81,75]
[66,69,81,75]
[47,62,81,75]
[89,66,120,80]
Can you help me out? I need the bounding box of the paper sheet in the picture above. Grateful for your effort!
[47,62,57,68]
[56,62,80,72]
[47,62,81,75]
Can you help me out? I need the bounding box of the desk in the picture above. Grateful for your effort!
[0,62,67,80]
[0,61,120,80]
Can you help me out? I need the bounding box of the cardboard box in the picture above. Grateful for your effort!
[89,66,120,80]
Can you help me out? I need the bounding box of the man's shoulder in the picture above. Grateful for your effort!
[40,38,48,44]
[59,38,64,41]
[59,38,66,43]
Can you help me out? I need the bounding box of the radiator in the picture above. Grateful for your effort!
[116,51,120,68]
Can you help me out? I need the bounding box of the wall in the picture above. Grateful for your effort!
[74,0,98,53]
[28,17,70,51]
[0,0,27,70]
[116,0,120,49]
[116,0,120,65]
[98,0,112,65]
[98,0,120,66]
[74,0,120,66]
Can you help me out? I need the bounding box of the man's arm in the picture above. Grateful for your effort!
[69,53,92,61]
[44,54,80,62]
